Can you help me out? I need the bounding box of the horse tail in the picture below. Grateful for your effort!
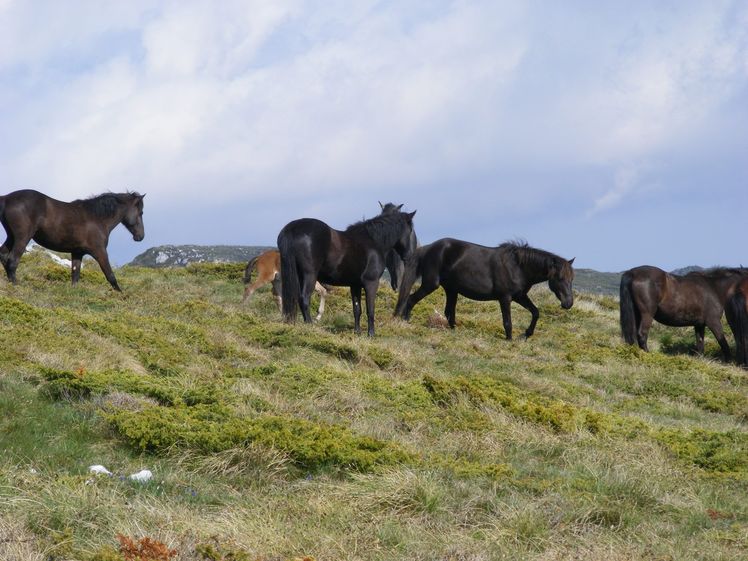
[243,255,259,284]
[727,289,748,366]
[394,245,424,317]
[277,230,299,322]
[619,271,637,345]
[244,255,259,284]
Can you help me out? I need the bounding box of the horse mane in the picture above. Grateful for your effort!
[682,267,748,279]
[499,241,568,272]
[346,212,408,249]
[76,192,141,218]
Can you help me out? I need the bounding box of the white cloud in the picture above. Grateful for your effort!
[0,0,746,225]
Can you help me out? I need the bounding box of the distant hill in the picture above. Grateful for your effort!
[670,266,706,276]
[128,245,275,267]
[572,268,621,296]
[126,246,718,298]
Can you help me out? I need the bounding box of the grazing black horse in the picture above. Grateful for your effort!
[277,209,417,336]
[395,239,575,339]
[0,189,145,291]
[379,202,418,290]
[620,266,748,360]
[726,276,748,367]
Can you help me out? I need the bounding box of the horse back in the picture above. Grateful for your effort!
[424,238,514,299]
[626,265,724,326]
[278,218,334,269]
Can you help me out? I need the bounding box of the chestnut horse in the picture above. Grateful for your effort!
[242,249,328,321]
[620,266,748,360]
[726,276,748,367]
[0,189,144,291]
[277,209,416,336]
[395,239,575,339]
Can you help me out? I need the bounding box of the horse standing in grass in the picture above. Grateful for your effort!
[0,189,144,291]
[379,202,418,291]
[394,239,575,339]
[242,248,329,321]
[724,277,748,367]
[619,266,748,360]
[277,209,417,336]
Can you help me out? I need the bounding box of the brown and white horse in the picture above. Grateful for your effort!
[242,249,328,321]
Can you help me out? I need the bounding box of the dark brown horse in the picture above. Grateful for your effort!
[725,276,748,367]
[242,248,329,320]
[620,266,748,360]
[394,239,575,339]
[277,209,416,336]
[379,202,418,290]
[0,189,145,291]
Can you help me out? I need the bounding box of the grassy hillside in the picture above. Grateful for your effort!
[1,253,746,561]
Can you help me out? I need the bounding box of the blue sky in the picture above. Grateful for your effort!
[1,0,746,271]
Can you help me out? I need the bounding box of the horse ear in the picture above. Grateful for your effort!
[397,204,403,210]
[408,210,416,219]
[569,257,575,265]
[378,201,384,210]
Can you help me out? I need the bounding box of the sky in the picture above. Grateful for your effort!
[1,0,747,271]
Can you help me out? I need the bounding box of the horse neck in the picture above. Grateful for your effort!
[78,197,127,233]
[88,202,127,234]
[712,274,747,301]
[517,249,556,284]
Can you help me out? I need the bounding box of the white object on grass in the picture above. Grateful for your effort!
[129,469,153,483]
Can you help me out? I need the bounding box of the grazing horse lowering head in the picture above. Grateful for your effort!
[548,257,575,309]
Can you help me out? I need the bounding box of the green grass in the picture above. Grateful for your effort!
[0,251,747,560]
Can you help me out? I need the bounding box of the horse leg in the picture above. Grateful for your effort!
[271,274,282,312]
[0,234,12,266]
[514,293,540,338]
[314,282,327,322]
[401,274,439,321]
[636,313,653,351]
[706,318,732,362]
[694,324,706,355]
[4,234,31,284]
[90,248,121,291]
[351,285,363,334]
[364,280,378,336]
[444,289,458,328]
[499,296,513,340]
[242,278,267,303]
[299,274,316,323]
[70,252,84,285]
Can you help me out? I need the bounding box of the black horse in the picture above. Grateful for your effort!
[379,202,418,290]
[0,189,145,291]
[395,239,575,339]
[620,266,747,360]
[277,209,416,336]
[726,276,748,367]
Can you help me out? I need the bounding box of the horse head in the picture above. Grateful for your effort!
[549,257,575,309]
[122,193,145,242]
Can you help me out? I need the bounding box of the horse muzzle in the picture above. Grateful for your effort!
[133,233,145,242]
[561,299,573,310]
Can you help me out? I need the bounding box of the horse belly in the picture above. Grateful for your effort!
[443,275,495,301]
[654,307,704,327]
[32,230,80,253]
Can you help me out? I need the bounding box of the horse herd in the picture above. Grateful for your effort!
[2,189,748,367]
